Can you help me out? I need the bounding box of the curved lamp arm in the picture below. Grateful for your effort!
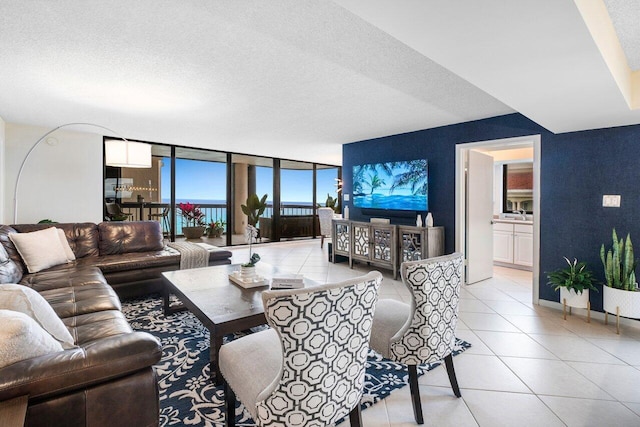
[12,122,132,224]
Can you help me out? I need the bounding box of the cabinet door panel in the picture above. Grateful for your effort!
[352,224,370,258]
[493,231,514,263]
[514,233,534,267]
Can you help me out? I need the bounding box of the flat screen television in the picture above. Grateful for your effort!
[352,159,428,211]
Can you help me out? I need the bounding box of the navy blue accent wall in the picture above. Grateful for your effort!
[343,113,640,311]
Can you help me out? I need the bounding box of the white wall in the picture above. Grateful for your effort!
[4,123,104,224]
[0,117,5,224]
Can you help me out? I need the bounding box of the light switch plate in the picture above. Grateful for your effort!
[603,195,621,207]
[343,193,350,201]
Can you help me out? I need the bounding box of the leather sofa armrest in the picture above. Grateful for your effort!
[0,331,161,401]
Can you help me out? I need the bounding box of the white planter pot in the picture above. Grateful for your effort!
[602,286,640,318]
[602,286,640,334]
[240,265,256,280]
[560,288,590,309]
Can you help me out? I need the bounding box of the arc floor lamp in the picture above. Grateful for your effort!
[13,122,151,223]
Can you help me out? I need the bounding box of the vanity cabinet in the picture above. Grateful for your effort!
[332,220,444,278]
[493,221,533,269]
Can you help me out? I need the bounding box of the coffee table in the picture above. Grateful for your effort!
[162,263,315,384]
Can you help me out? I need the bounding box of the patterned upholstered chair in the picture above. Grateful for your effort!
[219,271,382,427]
[317,207,334,248]
[369,253,463,424]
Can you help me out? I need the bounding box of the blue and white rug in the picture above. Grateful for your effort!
[122,296,471,427]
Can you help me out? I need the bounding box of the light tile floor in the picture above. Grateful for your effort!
[229,240,640,426]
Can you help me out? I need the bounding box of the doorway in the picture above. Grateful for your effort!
[455,135,541,304]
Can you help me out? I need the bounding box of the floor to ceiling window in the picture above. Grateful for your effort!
[104,139,340,247]
[316,165,341,212]
[173,147,228,243]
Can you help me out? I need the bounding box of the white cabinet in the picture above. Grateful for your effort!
[493,222,533,269]
[493,231,514,263]
[514,224,533,267]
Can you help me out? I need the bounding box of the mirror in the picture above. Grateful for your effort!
[503,162,533,213]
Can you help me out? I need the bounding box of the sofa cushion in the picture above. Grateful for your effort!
[20,266,121,318]
[0,243,22,284]
[9,227,70,273]
[91,248,179,273]
[98,221,164,255]
[0,284,75,349]
[62,310,132,346]
[0,309,63,369]
[13,223,100,259]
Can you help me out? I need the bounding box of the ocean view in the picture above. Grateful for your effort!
[162,199,315,234]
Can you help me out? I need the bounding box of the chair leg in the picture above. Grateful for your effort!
[408,364,424,425]
[224,379,236,427]
[349,404,363,427]
[444,354,462,397]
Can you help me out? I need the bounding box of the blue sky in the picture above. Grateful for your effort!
[161,159,338,204]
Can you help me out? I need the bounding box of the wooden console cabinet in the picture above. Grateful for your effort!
[331,220,445,278]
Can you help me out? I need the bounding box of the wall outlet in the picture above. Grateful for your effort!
[343,193,350,201]
[603,195,621,207]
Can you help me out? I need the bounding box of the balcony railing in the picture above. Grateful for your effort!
[119,202,316,238]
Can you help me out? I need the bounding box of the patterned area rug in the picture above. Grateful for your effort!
[122,296,471,427]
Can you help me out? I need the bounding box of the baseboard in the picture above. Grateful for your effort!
[538,299,640,330]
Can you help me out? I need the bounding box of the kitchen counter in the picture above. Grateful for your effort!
[493,218,533,225]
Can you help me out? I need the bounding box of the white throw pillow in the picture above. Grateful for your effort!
[9,227,69,273]
[0,284,75,349]
[0,309,63,368]
[56,228,76,261]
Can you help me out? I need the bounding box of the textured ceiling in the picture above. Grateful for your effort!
[603,0,640,70]
[1,1,639,165]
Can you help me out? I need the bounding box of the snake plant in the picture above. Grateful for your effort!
[600,229,638,291]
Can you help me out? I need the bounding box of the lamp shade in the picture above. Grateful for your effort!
[105,139,152,168]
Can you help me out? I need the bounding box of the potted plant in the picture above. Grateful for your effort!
[600,229,640,333]
[241,193,268,227]
[325,193,341,215]
[178,202,205,239]
[240,225,261,279]
[206,219,225,238]
[547,257,597,322]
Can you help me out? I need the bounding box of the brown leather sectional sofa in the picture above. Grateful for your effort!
[0,220,232,427]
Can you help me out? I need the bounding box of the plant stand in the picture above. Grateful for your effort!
[603,286,640,334]
[559,288,590,323]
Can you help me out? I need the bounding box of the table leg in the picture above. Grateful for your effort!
[162,286,171,316]
[210,328,224,386]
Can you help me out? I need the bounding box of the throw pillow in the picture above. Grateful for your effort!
[0,283,75,349]
[9,227,69,273]
[56,228,76,261]
[0,309,63,368]
[0,244,23,284]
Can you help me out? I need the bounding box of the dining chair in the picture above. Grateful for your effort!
[149,206,170,237]
[105,202,133,220]
[369,253,463,424]
[219,271,383,427]
[317,207,334,248]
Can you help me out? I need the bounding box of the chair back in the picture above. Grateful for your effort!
[317,207,334,236]
[105,202,121,216]
[391,252,463,365]
[256,271,382,426]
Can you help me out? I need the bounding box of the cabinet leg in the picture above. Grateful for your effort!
[563,298,567,320]
[605,311,608,325]
[587,301,591,323]
[616,306,620,335]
